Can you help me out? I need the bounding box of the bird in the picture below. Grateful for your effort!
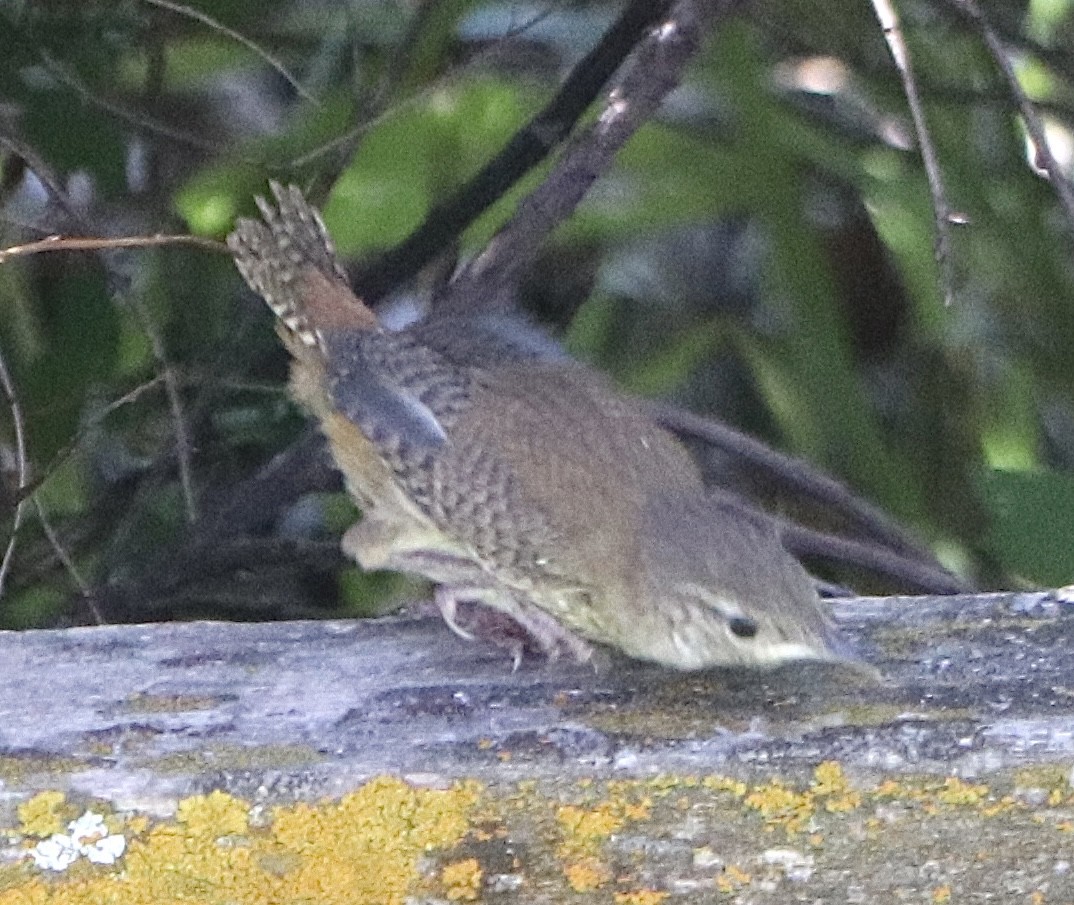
[227,182,855,671]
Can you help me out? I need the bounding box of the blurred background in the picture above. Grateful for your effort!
[0,0,1072,629]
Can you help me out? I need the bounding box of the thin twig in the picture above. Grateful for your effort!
[291,4,558,172]
[0,249,208,525]
[128,299,198,524]
[11,373,278,510]
[953,0,1074,236]
[139,0,320,106]
[2,146,208,541]
[870,0,961,306]
[0,135,83,226]
[17,377,166,504]
[39,51,233,155]
[0,233,226,265]
[33,498,103,624]
[288,63,488,171]
[0,342,28,600]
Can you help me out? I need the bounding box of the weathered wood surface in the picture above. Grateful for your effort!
[1,590,1073,902]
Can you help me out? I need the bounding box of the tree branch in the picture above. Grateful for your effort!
[354,0,680,302]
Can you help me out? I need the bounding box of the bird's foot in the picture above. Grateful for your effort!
[433,586,594,669]
[433,585,476,641]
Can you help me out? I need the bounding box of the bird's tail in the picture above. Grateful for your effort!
[227,182,378,348]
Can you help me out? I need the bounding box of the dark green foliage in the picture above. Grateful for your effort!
[980,469,1074,587]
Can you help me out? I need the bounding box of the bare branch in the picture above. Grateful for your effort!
[870,0,961,306]
[447,0,730,308]
[20,377,166,504]
[39,51,233,155]
[355,0,680,302]
[139,0,321,106]
[0,135,83,227]
[0,248,201,527]
[951,0,1074,237]
[0,233,226,265]
[0,182,227,528]
[0,342,28,600]
[127,298,199,524]
[0,228,210,525]
[289,7,558,173]
[33,498,102,624]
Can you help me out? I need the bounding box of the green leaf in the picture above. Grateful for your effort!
[619,319,726,397]
[176,94,354,236]
[23,264,119,460]
[325,114,434,251]
[978,468,1074,586]
[328,78,531,253]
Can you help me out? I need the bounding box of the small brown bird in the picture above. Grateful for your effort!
[228,183,853,670]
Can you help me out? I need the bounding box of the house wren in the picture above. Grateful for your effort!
[227,183,852,670]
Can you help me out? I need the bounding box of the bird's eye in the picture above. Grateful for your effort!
[728,616,758,639]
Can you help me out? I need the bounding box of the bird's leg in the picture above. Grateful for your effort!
[433,585,475,641]
[434,584,594,668]
[435,585,525,669]
[343,518,594,666]
[499,599,595,665]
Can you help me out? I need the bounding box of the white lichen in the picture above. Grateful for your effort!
[30,811,126,871]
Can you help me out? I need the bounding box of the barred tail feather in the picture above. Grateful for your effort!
[227,182,375,347]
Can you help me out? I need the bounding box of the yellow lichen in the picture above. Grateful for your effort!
[124,693,218,713]
[872,775,1003,816]
[555,800,620,887]
[874,779,903,798]
[614,889,669,904]
[812,761,861,813]
[550,782,658,893]
[0,777,480,905]
[17,792,71,838]
[716,863,752,893]
[645,774,684,792]
[935,777,989,807]
[563,856,610,892]
[701,775,748,797]
[123,816,150,837]
[176,790,250,837]
[0,756,83,784]
[982,795,1018,818]
[743,781,814,834]
[1013,765,1070,791]
[441,857,482,901]
[555,803,623,847]
[8,764,1065,903]
[147,744,318,776]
